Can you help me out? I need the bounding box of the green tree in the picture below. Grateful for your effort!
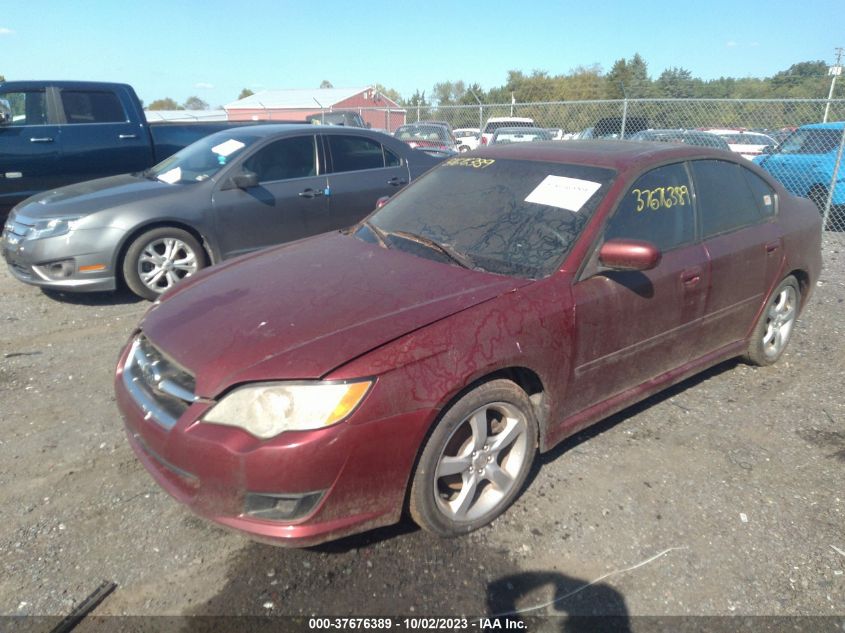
[605,53,651,98]
[148,98,181,110]
[238,88,254,100]
[183,96,209,110]
[320,80,333,89]
[374,83,402,104]
[655,67,694,98]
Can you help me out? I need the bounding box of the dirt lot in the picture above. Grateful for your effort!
[0,236,843,628]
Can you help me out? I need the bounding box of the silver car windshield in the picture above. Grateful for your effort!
[146,131,263,184]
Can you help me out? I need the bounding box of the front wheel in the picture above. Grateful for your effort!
[409,380,538,537]
[743,275,800,366]
[122,227,206,300]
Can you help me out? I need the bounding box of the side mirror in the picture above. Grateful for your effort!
[761,145,774,155]
[231,171,259,189]
[599,238,661,271]
[0,99,11,126]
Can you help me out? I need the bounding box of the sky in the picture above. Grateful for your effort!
[0,0,841,108]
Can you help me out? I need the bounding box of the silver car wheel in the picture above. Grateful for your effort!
[762,284,797,360]
[137,237,199,293]
[433,402,530,522]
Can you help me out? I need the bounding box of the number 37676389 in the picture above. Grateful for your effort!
[631,186,690,211]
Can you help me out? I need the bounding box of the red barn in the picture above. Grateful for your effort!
[224,86,406,131]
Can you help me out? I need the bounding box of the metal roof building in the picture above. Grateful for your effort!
[224,86,406,131]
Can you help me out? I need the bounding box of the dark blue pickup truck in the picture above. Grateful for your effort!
[0,80,248,221]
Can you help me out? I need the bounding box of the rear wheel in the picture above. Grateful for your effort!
[409,380,538,537]
[743,275,800,366]
[122,227,206,300]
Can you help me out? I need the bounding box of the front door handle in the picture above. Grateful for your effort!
[30,137,54,143]
[119,134,138,140]
[298,188,324,198]
[681,268,701,286]
[387,176,407,186]
[765,241,780,254]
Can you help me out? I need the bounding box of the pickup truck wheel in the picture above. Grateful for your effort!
[122,227,206,300]
[409,379,538,537]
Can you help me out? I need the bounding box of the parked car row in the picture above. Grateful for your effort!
[2,125,443,299]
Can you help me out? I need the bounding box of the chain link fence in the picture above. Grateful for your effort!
[359,98,845,234]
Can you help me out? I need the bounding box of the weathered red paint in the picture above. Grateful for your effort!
[115,141,823,546]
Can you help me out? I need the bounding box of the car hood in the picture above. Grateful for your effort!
[139,232,531,397]
[15,174,195,219]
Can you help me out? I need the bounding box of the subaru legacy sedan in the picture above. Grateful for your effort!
[115,142,821,547]
[2,125,441,299]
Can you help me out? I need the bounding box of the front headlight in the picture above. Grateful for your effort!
[26,216,82,241]
[201,380,373,439]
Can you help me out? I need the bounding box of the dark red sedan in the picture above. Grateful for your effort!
[115,141,822,546]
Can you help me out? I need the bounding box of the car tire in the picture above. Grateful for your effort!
[409,379,538,537]
[808,184,828,214]
[122,227,206,301]
[743,275,800,366]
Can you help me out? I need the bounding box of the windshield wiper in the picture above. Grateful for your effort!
[362,220,389,248]
[387,230,476,270]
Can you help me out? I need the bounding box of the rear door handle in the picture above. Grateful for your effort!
[30,137,54,143]
[298,188,324,198]
[765,241,780,254]
[387,176,407,186]
[119,134,138,140]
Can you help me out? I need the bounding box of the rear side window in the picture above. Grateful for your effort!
[742,168,777,217]
[327,135,389,172]
[61,90,126,124]
[691,160,763,237]
[605,163,694,251]
[0,90,48,125]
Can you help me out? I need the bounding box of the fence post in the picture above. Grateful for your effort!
[822,125,845,230]
[620,98,629,140]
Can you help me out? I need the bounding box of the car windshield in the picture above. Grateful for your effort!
[395,125,450,142]
[492,128,553,143]
[146,130,262,184]
[777,128,842,154]
[358,158,615,278]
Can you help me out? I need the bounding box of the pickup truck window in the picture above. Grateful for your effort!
[60,90,126,124]
[0,89,47,126]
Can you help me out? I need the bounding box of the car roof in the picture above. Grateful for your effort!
[474,139,734,170]
[801,121,845,130]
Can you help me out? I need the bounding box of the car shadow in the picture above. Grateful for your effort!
[488,570,631,632]
[41,287,144,306]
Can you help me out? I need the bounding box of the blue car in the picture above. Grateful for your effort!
[753,122,844,225]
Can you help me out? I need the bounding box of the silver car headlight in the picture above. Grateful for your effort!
[201,380,373,439]
[26,216,83,241]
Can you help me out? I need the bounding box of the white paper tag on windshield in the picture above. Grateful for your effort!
[525,176,602,212]
[212,139,246,157]
[157,167,182,184]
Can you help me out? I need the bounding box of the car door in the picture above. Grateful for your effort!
[0,87,63,213]
[567,162,709,417]
[322,133,411,231]
[211,134,329,259]
[690,159,784,357]
[55,88,153,185]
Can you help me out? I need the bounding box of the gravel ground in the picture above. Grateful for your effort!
[0,236,843,629]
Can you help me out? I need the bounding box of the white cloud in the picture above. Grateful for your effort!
[195,82,214,90]
[0,27,15,35]
[726,40,738,48]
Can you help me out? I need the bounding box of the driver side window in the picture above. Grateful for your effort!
[605,163,694,251]
[243,136,317,183]
[0,90,48,126]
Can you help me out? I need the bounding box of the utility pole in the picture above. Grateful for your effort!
[824,47,843,123]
